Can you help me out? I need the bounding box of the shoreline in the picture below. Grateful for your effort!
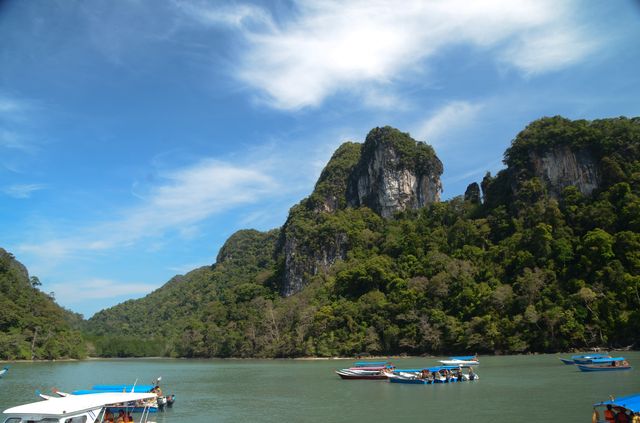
[3,349,636,364]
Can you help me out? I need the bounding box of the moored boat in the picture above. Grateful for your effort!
[438,355,479,366]
[3,392,158,423]
[336,366,393,380]
[592,393,640,422]
[577,357,631,372]
[0,367,8,378]
[388,366,479,385]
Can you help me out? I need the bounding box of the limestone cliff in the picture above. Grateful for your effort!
[527,145,600,198]
[277,126,442,296]
[346,127,443,218]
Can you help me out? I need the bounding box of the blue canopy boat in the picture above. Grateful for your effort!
[389,366,478,384]
[559,353,610,365]
[592,393,640,422]
[577,357,632,372]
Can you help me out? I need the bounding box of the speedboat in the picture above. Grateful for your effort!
[592,393,640,422]
[388,366,478,384]
[438,355,479,366]
[3,392,158,423]
[336,366,394,380]
[0,367,8,378]
[559,353,610,365]
[577,357,632,372]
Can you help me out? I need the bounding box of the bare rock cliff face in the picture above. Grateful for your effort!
[347,127,443,218]
[529,146,600,198]
[281,232,348,296]
[278,126,442,296]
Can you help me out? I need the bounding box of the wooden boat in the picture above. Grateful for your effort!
[577,357,632,372]
[3,392,158,423]
[559,358,576,365]
[592,393,640,423]
[0,366,8,378]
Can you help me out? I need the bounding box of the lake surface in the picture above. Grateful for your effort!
[1,353,638,422]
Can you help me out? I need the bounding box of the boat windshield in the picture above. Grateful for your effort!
[3,419,61,423]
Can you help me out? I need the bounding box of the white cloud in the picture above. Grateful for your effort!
[179,0,597,110]
[413,101,484,145]
[18,158,279,258]
[3,183,46,198]
[50,278,158,302]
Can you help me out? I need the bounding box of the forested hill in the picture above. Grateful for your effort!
[0,248,85,360]
[85,116,640,358]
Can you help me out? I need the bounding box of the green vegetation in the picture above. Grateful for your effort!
[0,249,85,360]
[7,116,640,359]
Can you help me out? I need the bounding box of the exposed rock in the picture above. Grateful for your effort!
[528,145,600,199]
[464,182,481,204]
[281,231,348,296]
[346,127,443,218]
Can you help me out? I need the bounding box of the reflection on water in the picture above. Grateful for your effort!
[0,354,638,423]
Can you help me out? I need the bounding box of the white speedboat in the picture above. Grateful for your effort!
[438,355,479,366]
[3,392,158,423]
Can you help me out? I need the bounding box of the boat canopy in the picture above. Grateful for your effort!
[3,392,157,417]
[594,394,640,413]
[590,357,625,363]
[571,353,608,359]
[450,356,476,361]
[354,361,388,367]
[393,368,427,373]
[92,384,155,392]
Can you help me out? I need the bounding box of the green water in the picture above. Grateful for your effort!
[1,353,638,422]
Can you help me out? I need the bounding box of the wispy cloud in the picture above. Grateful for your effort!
[50,278,158,303]
[413,101,484,146]
[3,183,46,198]
[178,0,598,110]
[18,158,279,259]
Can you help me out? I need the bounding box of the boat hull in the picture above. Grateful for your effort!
[337,373,389,380]
[559,358,575,365]
[577,364,632,372]
[389,378,431,384]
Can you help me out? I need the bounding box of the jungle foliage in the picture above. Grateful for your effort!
[30,117,640,358]
[0,249,85,360]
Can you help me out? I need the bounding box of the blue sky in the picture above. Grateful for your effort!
[1,0,639,318]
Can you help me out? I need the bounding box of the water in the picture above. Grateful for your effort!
[1,353,638,422]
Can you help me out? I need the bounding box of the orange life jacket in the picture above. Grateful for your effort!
[604,409,615,422]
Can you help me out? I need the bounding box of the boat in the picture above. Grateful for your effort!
[559,353,611,365]
[577,357,632,372]
[68,379,175,411]
[0,367,8,378]
[336,361,395,380]
[388,366,479,384]
[438,355,479,366]
[335,366,393,380]
[3,392,158,423]
[592,393,640,422]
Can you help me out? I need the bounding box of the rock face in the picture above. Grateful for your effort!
[277,126,443,296]
[281,232,348,296]
[528,146,600,198]
[464,182,481,204]
[346,127,443,218]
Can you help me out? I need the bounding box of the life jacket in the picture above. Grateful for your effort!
[604,409,615,422]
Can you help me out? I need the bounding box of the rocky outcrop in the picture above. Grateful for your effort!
[464,182,481,204]
[528,146,600,198]
[346,127,443,218]
[281,232,348,296]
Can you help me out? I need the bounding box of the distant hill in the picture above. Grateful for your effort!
[0,248,85,360]
[85,117,640,357]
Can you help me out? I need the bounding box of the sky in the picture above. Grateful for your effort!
[1,0,639,318]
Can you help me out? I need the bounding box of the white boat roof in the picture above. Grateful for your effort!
[3,392,157,417]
